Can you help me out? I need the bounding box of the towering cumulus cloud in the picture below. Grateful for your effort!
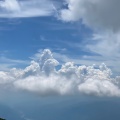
[0,49,120,97]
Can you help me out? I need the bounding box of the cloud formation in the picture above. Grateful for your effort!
[0,49,120,97]
[59,0,120,73]
[0,0,120,100]
[0,0,56,18]
[60,0,120,31]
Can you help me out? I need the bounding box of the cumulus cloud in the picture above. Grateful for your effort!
[60,0,120,31]
[0,49,120,97]
[0,0,56,18]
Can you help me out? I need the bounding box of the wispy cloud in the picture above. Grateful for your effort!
[0,0,57,18]
[0,56,29,71]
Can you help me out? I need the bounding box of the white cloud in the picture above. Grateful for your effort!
[78,79,120,97]
[0,0,56,18]
[0,49,120,97]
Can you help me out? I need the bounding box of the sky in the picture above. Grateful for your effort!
[0,0,120,120]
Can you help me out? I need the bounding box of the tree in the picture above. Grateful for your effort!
[0,118,5,120]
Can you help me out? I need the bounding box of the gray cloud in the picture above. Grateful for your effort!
[60,0,120,31]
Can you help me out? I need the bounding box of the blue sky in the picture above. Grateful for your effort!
[0,0,120,73]
[0,17,94,68]
[0,0,120,120]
